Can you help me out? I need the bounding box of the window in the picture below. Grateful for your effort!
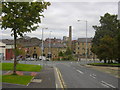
[8,49,10,53]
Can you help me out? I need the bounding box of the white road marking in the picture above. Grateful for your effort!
[101,81,116,88]
[92,74,96,77]
[76,70,84,74]
[90,74,96,79]
[56,83,58,88]
[101,83,110,88]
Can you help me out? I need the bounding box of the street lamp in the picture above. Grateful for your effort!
[41,27,48,68]
[49,31,52,61]
[77,20,88,64]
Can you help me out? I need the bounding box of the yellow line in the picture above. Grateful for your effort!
[55,67,64,89]
[56,67,67,89]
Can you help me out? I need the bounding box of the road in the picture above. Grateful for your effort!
[2,60,120,89]
[55,61,119,89]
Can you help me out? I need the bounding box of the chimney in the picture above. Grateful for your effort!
[68,26,72,49]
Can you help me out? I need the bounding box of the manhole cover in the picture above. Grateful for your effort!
[31,79,42,83]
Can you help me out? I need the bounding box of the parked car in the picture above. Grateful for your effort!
[39,56,46,61]
[26,57,36,61]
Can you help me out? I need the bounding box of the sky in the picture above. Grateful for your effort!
[0,0,119,40]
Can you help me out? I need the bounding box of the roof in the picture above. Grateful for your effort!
[77,38,92,43]
[1,39,14,45]
[17,37,42,47]
[40,43,67,48]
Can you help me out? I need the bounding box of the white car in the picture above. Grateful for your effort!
[26,57,36,61]
[39,56,46,61]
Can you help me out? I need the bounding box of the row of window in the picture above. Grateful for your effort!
[77,42,91,45]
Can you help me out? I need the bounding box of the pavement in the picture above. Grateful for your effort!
[2,66,56,89]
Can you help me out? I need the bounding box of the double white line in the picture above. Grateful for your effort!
[101,81,116,88]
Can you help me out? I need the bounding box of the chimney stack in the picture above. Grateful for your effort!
[68,26,72,49]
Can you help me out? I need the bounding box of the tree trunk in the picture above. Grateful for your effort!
[13,29,17,75]
[104,59,106,63]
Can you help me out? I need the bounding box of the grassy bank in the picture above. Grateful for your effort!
[88,63,120,67]
[2,75,33,85]
[2,63,42,72]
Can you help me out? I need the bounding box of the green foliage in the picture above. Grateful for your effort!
[58,48,75,61]
[2,2,50,37]
[88,63,120,66]
[2,75,33,85]
[1,2,50,73]
[65,47,72,56]
[92,13,120,63]
[58,51,64,57]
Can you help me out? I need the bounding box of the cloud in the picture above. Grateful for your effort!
[1,2,118,40]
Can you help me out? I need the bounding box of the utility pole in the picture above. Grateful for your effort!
[118,1,120,20]
[49,31,52,61]
[77,20,88,64]
[41,28,48,68]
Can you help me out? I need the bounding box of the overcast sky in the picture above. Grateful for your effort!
[1,0,119,40]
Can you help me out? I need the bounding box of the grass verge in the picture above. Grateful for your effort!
[2,63,42,72]
[2,75,33,85]
[88,63,120,67]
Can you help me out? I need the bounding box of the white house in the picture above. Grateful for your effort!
[0,42,6,60]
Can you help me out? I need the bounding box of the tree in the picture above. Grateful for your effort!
[91,13,120,63]
[1,2,50,74]
[65,47,72,56]
[97,35,116,63]
[58,51,64,57]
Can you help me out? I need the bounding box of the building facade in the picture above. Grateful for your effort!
[2,39,14,60]
[72,38,94,59]
[39,41,67,60]
[0,42,6,60]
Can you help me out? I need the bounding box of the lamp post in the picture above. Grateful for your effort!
[49,31,52,61]
[77,20,88,64]
[118,1,120,20]
[41,28,48,68]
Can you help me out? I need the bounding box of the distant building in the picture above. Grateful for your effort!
[17,37,42,59]
[39,42,67,60]
[0,42,6,60]
[68,26,72,49]
[2,39,14,60]
[72,38,94,59]
[45,37,62,43]
[63,26,72,49]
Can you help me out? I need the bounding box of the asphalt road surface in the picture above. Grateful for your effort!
[2,60,120,89]
[55,61,119,89]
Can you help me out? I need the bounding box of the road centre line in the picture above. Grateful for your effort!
[76,70,84,74]
[101,81,116,88]
[90,74,96,79]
